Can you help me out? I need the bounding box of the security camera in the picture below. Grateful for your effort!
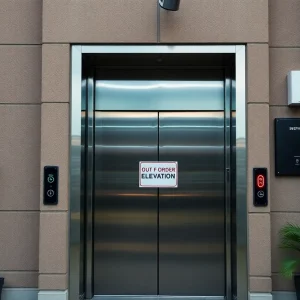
[159,0,181,11]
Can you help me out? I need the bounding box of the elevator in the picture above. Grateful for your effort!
[77,50,242,300]
[94,111,225,298]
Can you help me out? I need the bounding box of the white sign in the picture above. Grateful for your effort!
[139,161,178,188]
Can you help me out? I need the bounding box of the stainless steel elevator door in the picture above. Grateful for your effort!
[159,112,225,296]
[94,112,158,295]
[94,111,225,297]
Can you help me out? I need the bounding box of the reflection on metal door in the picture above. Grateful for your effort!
[158,112,224,296]
[94,112,158,295]
[93,111,225,297]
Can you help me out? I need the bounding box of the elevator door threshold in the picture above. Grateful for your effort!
[92,296,225,300]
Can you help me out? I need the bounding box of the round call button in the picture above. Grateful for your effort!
[47,189,55,197]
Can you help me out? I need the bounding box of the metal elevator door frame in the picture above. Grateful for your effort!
[83,68,233,300]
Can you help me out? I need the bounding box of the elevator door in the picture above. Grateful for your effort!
[94,111,225,297]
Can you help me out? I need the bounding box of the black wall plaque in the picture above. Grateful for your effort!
[275,118,300,176]
[44,166,58,205]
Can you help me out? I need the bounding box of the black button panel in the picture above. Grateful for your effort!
[253,168,268,207]
[44,166,58,205]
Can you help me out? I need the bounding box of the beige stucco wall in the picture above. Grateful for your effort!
[2,0,299,296]
[247,43,271,293]
[0,0,42,289]
[39,44,70,290]
[40,0,271,294]
[269,0,300,291]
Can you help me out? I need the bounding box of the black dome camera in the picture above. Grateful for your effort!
[159,0,181,11]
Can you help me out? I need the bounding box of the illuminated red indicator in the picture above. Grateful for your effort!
[257,175,265,188]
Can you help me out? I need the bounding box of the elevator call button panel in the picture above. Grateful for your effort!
[275,118,300,176]
[253,168,268,207]
[44,166,58,205]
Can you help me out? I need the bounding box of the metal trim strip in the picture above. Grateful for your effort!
[85,72,95,299]
[224,68,232,299]
[82,45,236,54]
[235,45,248,300]
[92,297,224,300]
[69,45,82,300]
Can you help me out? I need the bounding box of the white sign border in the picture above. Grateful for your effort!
[139,161,178,188]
